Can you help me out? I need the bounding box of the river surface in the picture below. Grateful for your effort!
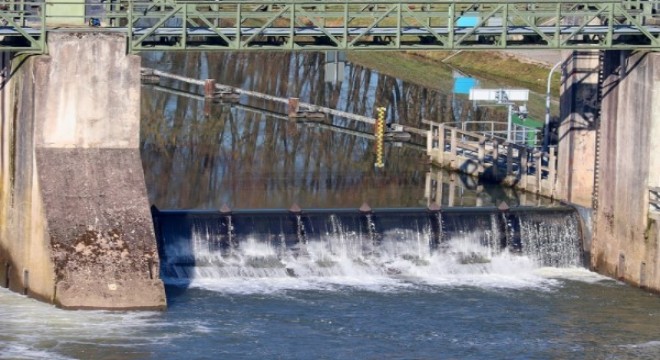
[1,271,660,359]
[1,52,659,360]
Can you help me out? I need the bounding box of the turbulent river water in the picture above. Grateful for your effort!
[2,263,660,359]
[1,52,659,359]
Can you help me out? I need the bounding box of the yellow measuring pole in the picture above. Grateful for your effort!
[374,107,386,168]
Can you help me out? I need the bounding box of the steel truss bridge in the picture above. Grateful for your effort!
[0,0,659,53]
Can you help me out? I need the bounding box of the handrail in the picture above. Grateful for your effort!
[425,120,558,197]
[460,120,542,146]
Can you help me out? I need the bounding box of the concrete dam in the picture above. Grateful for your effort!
[0,29,659,310]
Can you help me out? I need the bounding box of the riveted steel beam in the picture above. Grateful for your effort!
[0,1,659,53]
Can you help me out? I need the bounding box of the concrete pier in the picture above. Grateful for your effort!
[591,51,660,292]
[557,49,660,292]
[0,33,166,309]
[556,50,600,208]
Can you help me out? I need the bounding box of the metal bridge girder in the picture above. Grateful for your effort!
[0,1,45,53]
[0,1,659,53]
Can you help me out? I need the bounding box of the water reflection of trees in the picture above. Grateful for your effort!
[140,52,495,209]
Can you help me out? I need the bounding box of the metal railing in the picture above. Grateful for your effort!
[460,120,542,147]
[0,0,659,53]
[0,1,46,52]
[425,120,558,197]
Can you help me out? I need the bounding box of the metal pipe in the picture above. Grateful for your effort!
[544,60,563,153]
[506,103,512,143]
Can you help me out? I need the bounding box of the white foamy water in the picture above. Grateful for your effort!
[164,230,586,294]
[1,218,656,360]
[533,266,614,283]
[0,345,76,360]
[0,289,195,359]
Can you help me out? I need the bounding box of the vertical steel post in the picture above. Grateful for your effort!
[478,138,485,174]
[19,0,25,26]
[438,124,445,163]
[40,0,47,53]
[343,3,348,48]
[290,4,295,50]
[396,4,401,48]
[181,4,188,49]
[492,139,500,179]
[521,147,529,183]
[554,3,561,48]
[506,103,513,143]
[533,151,540,191]
[544,60,562,152]
[607,3,614,47]
[334,52,338,83]
[448,3,455,49]
[127,0,133,52]
[236,3,242,49]
[501,4,508,48]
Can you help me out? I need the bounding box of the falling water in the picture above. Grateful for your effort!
[154,207,584,291]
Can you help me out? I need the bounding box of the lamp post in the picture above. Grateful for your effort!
[543,60,563,153]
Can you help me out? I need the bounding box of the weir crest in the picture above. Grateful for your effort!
[153,207,584,285]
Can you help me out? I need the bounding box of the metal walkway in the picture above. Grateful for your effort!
[1,0,659,53]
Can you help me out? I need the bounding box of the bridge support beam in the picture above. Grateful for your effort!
[591,50,660,292]
[0,33,166,309]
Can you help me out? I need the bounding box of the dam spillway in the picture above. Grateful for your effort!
[152,206,584,286]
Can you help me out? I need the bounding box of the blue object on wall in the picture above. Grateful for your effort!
[453,77,479,94]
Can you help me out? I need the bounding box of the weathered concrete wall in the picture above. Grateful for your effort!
[592,51,660,293]
[557,50,600,208]
[0,52,56,303]
[0,33,166,309]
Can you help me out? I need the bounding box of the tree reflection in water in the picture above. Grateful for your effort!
[140,52,506,209]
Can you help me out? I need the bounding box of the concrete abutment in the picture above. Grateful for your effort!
[560,49,660,293]
[0,33,166,309]
[591,50,660,293]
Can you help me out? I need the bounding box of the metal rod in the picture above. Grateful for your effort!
[506,103,512,143]
[543,60,562,153]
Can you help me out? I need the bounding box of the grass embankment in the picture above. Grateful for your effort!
[347,50,561,119]
[411,51,561,95]
[347,51,456,92]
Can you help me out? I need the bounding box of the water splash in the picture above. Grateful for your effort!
[158,209,584,294]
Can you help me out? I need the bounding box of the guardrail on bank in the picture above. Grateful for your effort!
[459,120,542,147]
[425,120,558,198]
[1,0,660,53]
